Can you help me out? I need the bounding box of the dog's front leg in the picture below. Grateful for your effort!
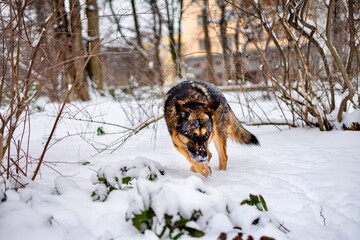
[174,145,212,177]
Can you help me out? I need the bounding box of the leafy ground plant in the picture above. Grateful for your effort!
[91,157,165,201]
[91,159,286,238]
[131,208,205,239]
[125,176,286,239]
[241,194,268,212]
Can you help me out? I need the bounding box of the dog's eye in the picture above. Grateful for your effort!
[180,111,190,119]
[203,132,209,140]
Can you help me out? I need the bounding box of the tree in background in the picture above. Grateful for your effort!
[202,0,216,84]
[52,0,90,101]
[148,0,164,85]
[217,0,232,81]
[68,0,90,101]
[86,0,104,94]
[164,0,184,79]
[0,0,106,182]
[108,0,165,85]
[53,0,104,100]
[226,0,359,130]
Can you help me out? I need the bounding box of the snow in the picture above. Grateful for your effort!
[31,28,46,48]
[0,92,360,239]
[87,5,96,11]
[341,109,360,128]
[149,61,154,69]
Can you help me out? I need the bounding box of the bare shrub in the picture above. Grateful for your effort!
[228,0,359,130]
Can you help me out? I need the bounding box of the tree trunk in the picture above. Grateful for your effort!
[218,0,232,81]
[69,0,90,101]
[34,0,61,101]
[233,19,244,83]
[150,0,164,85]
[0,133,3,165]
[331,0,346,65]
[346,0,357,79]
[53,0,72,95]
[86,0,104,94]
[165,0,183,79]
[177,0,183,78]
[202,0,216,84]
[131,0,143,48]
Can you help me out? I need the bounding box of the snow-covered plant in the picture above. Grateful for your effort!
[126,176,285,239]
[131,207,205,239]
[91,157,165,201]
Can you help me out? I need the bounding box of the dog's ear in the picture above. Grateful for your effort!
[175,101,190,119]
[206,100,220,114]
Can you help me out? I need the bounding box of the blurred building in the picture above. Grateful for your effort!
[101,0,293,87]
[181,0,287,85]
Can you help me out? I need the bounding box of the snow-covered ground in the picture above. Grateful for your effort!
[0,91,359,240]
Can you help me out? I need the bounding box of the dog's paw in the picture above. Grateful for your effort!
[195,164,212,177]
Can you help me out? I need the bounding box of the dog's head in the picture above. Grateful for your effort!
[175,100,220,163]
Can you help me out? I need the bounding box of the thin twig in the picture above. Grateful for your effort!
[246,122,296,127]
[31,80,78,180]
[49,115,132,131]
[278,221,291,234]
[320,206,326,226]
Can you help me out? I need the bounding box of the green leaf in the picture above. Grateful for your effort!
[241,194,268,212]
[240,199,254,206]
[98,177,106,184]
[122,176,133,185]
[159,214,173,238]
[132,212,146,232]
[131,208,155,233]
[172,231,185,240]
[108,185,117,192]
[259,195,268,211]
[97,127,105,136]
[249,194,259,203]
[174,218,189,228]
[148,173,158,181]
[184,226,205,238]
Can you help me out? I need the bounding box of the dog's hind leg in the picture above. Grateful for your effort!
[213,133,228,170]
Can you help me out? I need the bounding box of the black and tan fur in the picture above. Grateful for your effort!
[164,80,259,177]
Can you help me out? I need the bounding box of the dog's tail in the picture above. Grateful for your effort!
[227,107,260,146]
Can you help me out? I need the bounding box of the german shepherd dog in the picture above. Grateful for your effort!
[164,80,259,177]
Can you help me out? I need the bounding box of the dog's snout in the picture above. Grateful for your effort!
[195,149,208,163]
[195,157,207,163]
[199,149,207,158]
